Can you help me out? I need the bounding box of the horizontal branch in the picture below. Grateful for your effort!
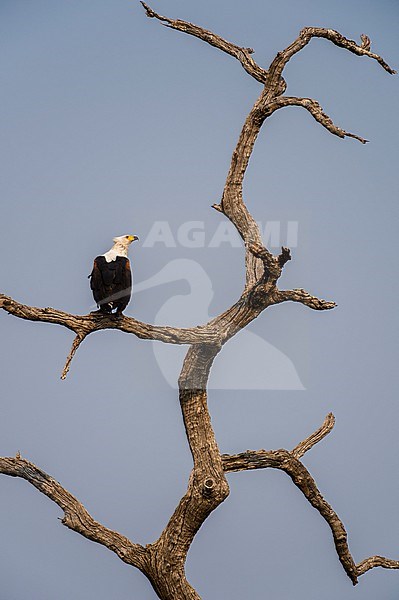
[272,96,368,143]
[300,28,396,74]
[357,555,399,576]
[141,2,268,84]
[273,289,337,310]
[0,455,146,570]
[0,294,218,344]
[0,293,221,378]
[1,279,333,380]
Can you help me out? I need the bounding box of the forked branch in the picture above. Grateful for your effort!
[222,414,399,585]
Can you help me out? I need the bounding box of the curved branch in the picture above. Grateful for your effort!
[140,6,394,293]
[267,27,395,91]
[225,444,399,583]
[292,412,335,458]
[272,96,368,143]
[223,446,359,583]
[139,3,283,287]
[0,455,146,570]
[141,2,268,84]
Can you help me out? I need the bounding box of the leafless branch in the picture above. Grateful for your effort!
[1,5,396,599]
[272,96,369,143]
[223,446,358,583]
[61,333,87,380]
[247,242,281,279]
[0,293,221,378]
[274,289,337,310]
[266,27,395,93]
[222,414,399,585]
[222,413,335,472]
[0,455,146,570]
[357,556,399,576]
[140,2,268,84]
[278,247,292,268]
[360,34,371,52]
[1,271,333,381]
[292,412,335,458]
[0,294,218,344]
[140,5,395,294]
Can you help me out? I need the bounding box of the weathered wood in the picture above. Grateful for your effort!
[0,5,397,600]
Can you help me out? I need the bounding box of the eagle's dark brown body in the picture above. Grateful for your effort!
[90,255,132,314]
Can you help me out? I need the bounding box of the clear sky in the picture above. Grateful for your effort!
[1,1,398,599]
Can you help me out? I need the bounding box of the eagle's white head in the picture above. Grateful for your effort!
[112,234,139,248]
[104,234,139,262]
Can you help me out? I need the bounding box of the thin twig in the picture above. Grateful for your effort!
[292,413,335,458]
[61,333,87,380]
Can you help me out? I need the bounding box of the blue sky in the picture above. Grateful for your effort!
[1,1,398,599]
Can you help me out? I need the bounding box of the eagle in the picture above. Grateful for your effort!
[89,234,139,315]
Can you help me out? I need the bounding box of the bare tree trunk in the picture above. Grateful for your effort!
[0,5,397,599]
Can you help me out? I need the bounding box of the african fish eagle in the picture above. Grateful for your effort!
[89,234,139,315]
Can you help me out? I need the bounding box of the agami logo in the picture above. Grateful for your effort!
[140,221,299,249]
[134,258,304,391]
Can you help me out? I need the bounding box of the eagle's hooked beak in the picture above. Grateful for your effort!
[128,235,139,242]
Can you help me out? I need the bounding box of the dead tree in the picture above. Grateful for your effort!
[0,5,397,599]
